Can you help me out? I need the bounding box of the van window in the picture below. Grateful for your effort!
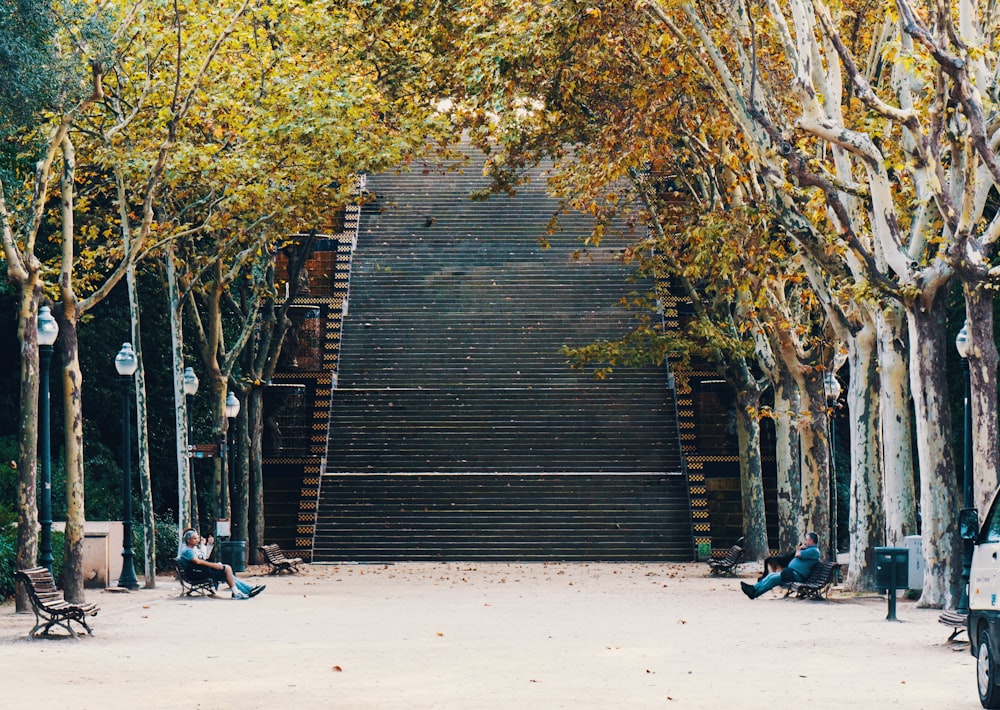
[985,498,1000,543]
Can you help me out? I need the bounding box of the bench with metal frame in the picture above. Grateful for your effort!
[259,544,304,575]
[939,610,968,642]
[174,558,218,597]
[784,560,840,600]
[707,543,744,577]
[16,567,100,639]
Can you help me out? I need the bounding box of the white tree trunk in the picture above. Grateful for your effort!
[126,264,156,587]
[845,320,883,591]
[166,248,193,539]
[877,304,917,545]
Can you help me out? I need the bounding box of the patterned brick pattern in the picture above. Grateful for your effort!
[262,196,362,560]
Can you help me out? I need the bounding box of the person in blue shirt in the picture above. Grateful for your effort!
[179,529,265,600]
[741,532,820,600]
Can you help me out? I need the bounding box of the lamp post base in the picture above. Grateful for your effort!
[117,559,140,590]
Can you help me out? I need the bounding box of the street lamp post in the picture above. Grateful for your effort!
[182,367,199,531]
[115,343,140,590]
[957,322,973,614]
[220,391,240,524]
[37,306,59,574]
[824,371,842,561]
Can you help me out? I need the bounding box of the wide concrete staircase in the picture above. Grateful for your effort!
[308,150,696,562]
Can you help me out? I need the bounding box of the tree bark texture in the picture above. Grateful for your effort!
[907,295,962,608]
[128,275,156,588]
[964,285,1000,513]
[735,389,768,560]
[772,374,802,553]
[845,323,883,591]
[15,288,42,612]
[57,314,86,603]
[798,374,832,556]
[877,305,916,545]
[166,250,192,538]
[248,387,265,563]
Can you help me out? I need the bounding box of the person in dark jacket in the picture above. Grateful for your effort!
[741,532,820,600]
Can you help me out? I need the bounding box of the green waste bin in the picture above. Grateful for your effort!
[220,540,246,573]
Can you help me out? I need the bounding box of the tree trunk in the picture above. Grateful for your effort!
[964,285,1000,513]
[877,304,917,544]
[127,243,156,587]
[772,372,801,552]
[166,250,193,540]
[845,321,883,591]
[248,385,265,562]
[15,287,42,611]
[237,238,312,562]
[798,373,832,556]
[735,389,768,560]
[56,312,86,603]
[908,292,962,608]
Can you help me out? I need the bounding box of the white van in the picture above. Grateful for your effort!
[964,500,1000,708]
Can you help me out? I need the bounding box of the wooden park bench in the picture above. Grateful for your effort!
[259,544,304,575]
[938,610,968,642]
[784,560,840,600]
[15,567,99,639]
[707,544,744,577]
[174,558,218,597]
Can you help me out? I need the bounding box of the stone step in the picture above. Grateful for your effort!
[312,473,693,562]
[300,143,693,563]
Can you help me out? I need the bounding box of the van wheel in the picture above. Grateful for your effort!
[979,629,1000,708]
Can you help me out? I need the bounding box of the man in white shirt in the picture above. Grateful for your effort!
[178,529,264,600]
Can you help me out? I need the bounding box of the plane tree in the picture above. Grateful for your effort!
[146,0,457,551]
[415,0,851,564]
[623,0,1000,605]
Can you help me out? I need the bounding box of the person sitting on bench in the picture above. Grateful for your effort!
[179,530,265,600]
[178,527,214,559]
[741,532,820,600]
[759,552,795,579]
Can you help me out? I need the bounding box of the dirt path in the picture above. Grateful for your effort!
[0,562,978,709]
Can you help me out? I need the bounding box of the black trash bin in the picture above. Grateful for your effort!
[874,546,908,620]
[874,547,909,590]
[220,540,246,573]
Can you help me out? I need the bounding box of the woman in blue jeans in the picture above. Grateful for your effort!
[741,532,820,600]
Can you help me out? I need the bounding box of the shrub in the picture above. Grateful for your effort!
[0,437,19,528]
[0,528,14,599]
[80,444,126,521]
[0,512,178,599]
[0,526,64,600]
[132,512,183,575]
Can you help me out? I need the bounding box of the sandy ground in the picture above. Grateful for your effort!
[0,561,980,709]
